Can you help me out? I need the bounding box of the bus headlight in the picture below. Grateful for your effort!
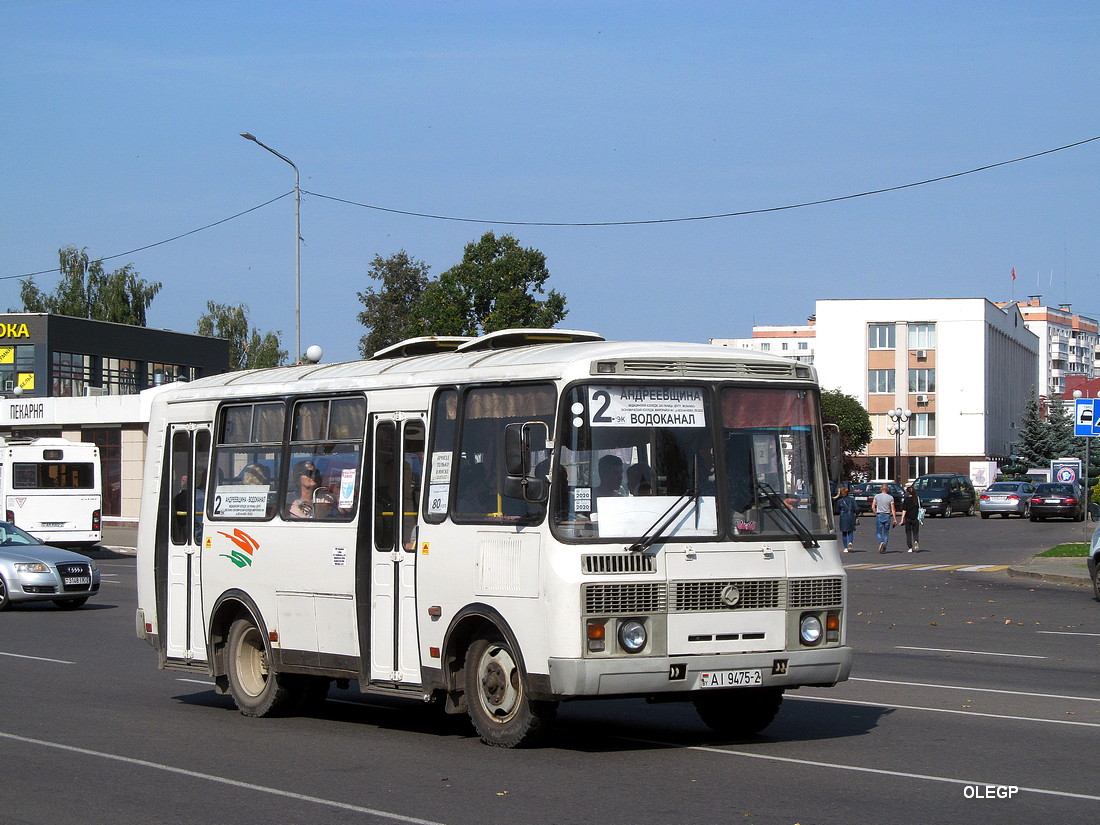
[617,619,648,654]
[799,614,823,646]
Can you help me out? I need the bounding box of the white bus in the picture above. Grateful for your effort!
[135,330,851,747]
[1,437,102,547]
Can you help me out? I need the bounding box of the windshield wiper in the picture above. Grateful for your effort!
[626,492,700,553]
[755,481,819,550]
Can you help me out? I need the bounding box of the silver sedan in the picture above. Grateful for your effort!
[0,521,101,610]
[978,481,1035,519]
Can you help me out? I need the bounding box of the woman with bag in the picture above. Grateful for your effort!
[900,484,922,552]
[835,486,859,552]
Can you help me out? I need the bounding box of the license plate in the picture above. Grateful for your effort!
[1045,499,1061,504]
[63,576,91,586]
[698,669,763,688]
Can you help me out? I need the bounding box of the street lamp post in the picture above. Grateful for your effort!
[240,132,301,362]
[887,407,912,485]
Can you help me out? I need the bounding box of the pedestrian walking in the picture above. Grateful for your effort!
[872,483,897,553]
[835,486,858,552]
[900,484,922,552]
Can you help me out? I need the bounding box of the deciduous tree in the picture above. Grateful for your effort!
[356,251,431,357]
[196,301,287,370]
[819,389,872,480]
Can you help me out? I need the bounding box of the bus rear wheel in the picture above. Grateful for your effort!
[693,687,785,737]
[226,617,301,717]
[464,635,556,748]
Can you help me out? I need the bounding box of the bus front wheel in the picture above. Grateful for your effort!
[464,635,556,748]
[693,687,784,737]
[226,617,300,717]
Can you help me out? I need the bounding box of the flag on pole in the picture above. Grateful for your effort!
[1011,267,1016,281]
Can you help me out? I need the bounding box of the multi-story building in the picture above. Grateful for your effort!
[735,299,1038,483]
[995,298,1099,398]
[0,313,229,522]
[710,320,816,364]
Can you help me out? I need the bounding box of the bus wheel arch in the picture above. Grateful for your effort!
[442,606,557,747]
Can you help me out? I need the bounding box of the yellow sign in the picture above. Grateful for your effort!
[0,347,12,364]
[0,323,30,339]
[17,373,34,390]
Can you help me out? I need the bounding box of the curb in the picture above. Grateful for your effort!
[1006,567,1092,587]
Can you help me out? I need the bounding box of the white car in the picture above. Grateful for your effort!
[0,521,101,610]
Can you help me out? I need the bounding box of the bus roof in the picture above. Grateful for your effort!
[156,330,815,403]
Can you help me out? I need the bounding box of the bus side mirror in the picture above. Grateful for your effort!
[823,424,842,483]
[504,422,549,502]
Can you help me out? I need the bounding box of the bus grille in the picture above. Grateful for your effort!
[583,583,666,615]
[583,577,844,615]
[582,554,657,574]
[617,359,798,379]
[788,577,844,608]
[672,579,782,611]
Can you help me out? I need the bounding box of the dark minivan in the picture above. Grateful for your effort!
[912,473,977,517]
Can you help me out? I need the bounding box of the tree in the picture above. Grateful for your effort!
[411,232,567,336]
[1015,389,1053,467]
[356,251,431,357]
[196,302,287,370]
[819,389,872,480]
[1046,395,1077,459]
[17,246,161,325]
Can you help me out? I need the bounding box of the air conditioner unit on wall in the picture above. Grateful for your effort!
[915,394,929,404]
[915,350,928,359]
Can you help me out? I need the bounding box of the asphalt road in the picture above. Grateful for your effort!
[2,515,1097,825]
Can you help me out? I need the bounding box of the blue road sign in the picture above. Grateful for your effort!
[1075,398,1099,437]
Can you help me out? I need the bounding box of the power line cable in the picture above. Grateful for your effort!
[5,134,1099,281]
[304,134,1100,226]
[1,191,294,282]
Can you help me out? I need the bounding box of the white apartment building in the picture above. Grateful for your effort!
[801,299,1037,482]
[710,320,816,364]
[996,297,1099,398]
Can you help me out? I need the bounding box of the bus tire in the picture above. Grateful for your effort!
[693,687,784,737]
[226,617,299,717]
[464,634,556,748]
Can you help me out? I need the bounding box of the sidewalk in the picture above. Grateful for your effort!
[1006,556,1093,587]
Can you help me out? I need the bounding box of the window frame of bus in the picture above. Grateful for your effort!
[424,383,555,526]
[209,400,287,522]
[280,395,367,523]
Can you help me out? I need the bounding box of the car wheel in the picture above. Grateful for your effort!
[1029,514,1038,522]
[465,633,557,748]
[944,504,953,518]
[53,597,89,609]
[1022,504,1031,518]
[0,574,11,611]
[965,504,975,516]
[1093,566,1100,602]
[981,513,990,519]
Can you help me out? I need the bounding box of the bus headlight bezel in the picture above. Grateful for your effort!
[617,618,648,654]
[799,613,824,646]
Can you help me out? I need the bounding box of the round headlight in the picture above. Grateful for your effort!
[617,619,648,653]
[800,614,823,645]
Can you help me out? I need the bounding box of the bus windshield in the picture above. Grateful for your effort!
[553,384,831,542]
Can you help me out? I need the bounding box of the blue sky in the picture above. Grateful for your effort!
[4,1,1099,361]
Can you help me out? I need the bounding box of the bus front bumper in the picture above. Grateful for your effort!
[546,646,852,698]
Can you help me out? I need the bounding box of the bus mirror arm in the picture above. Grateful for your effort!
[756,481,819,550]
[625,492,699,554]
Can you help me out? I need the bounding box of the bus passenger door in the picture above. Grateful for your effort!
[165,425,211,662]
[368,414,425,684]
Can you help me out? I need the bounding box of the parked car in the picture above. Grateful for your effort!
[1028,482,1086,522]
[978,481,1036,519]
[1089,521,1099,601]
[912,473,977,517]
[0,521,100,610]
[852,481,904,514]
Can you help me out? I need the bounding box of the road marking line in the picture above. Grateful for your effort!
[896,645,1046,659]
[849,677,1100,702]
[0,651,74,664]
[1037,630,1100,637]
[621,734,1100,803]
[958,564,1010,571]
[788,694,1100,728]
[0,731,447,825]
